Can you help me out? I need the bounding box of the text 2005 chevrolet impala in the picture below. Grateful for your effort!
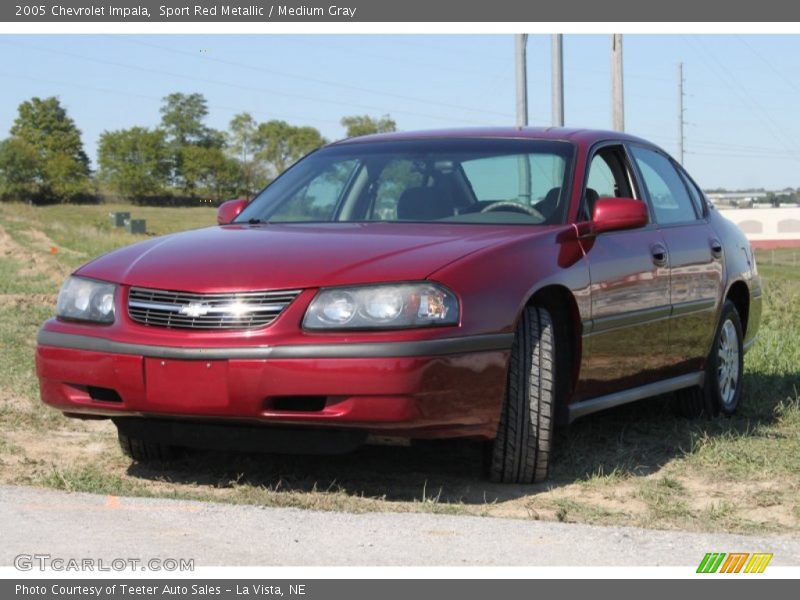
[36,128,761,483]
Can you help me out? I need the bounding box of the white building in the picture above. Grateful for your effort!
[716,206,800,248]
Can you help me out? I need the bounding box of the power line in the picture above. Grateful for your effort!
[280,36,515,83]
[683,35,800,162]
[380,36,513,66]
[124,38,515,120]
[0,39,495,128]
[735,36,800,96]
[687,150,800,161]
[0,70,342,129]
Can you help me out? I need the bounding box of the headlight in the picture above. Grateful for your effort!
[56,276,116,324]
[303,283,459,330]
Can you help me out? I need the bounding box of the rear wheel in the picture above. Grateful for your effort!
[675,300,744,418]
[117,431,178,462]
[488,306,555,484]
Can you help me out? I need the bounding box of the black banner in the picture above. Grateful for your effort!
[2,0,800,22]
[3,580,797,600]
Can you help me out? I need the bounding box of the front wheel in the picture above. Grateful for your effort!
[117,431,178,462]
[675,300,744,418]
[487,305,555,484]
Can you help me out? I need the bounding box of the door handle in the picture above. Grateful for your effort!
[651,243,668,267]
[710,239,723,260]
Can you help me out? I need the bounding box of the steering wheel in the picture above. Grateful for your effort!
[480,201,544,220]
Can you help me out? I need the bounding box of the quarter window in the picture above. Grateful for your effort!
[677,168,707,217]
[631,147,698,224]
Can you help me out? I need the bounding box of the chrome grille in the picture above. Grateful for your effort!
[127,287,301,330]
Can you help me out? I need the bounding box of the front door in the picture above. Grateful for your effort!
[574,145,673,401]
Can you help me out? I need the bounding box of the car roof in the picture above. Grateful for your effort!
[330,127,653,147]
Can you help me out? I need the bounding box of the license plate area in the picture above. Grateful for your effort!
[144,358,229,409]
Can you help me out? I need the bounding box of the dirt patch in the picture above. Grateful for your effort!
[0,393,38,416]
[0,293,56,309]
[0,223,72,283]
[0,423,116,476]
[21,228,84,258]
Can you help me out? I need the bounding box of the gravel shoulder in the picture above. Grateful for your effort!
[2,484,799,567]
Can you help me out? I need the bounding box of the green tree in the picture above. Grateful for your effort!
[181,145,242,200]
[227,112,261,195]
[340,114,397,138]
[97,127,170,201]
[159,92,223,191]
[254,120,326,177]
[0,138,41,201]
[0,96,90,202]
[159,92,216,147]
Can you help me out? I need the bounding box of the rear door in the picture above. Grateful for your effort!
[628,146,723,375]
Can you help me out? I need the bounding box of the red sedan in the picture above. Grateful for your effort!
[36,128,762,483]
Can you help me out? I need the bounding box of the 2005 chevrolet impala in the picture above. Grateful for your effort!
[36,128,762,483]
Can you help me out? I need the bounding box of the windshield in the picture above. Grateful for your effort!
[236,139,575,225]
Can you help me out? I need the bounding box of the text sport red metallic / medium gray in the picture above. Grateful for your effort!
[36,128,762,483]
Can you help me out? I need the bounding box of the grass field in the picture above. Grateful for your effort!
[0,201,798,534]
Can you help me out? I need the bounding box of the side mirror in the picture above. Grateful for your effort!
[217,198,249,225]
[592,197,648,234]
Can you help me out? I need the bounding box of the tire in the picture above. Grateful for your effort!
[117,431,178,462]
[675,300,744,418]
[488,305,555,484]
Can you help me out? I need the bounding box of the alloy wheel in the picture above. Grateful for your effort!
[717,319,740,410]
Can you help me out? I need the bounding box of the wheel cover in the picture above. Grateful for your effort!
[717,319,740,409]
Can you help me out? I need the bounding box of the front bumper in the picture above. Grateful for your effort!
[36,329,512,439]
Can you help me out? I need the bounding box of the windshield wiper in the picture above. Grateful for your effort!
[247,218,267,225]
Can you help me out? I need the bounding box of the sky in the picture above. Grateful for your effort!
[1,33,799,190]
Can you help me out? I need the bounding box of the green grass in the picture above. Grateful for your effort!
[1,202,216,272]
[37,464,154,496]
[636,477,691,521]
[0,200,799,534]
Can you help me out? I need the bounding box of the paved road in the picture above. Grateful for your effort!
[2,484,799,566]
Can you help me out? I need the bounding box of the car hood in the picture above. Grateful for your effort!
[76,222,557,292]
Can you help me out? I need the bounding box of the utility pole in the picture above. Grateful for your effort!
[514,34,531,204]
[611,34,624,131]
[515,34,528,127]
[678,62,685,165]
[551,34,564,127]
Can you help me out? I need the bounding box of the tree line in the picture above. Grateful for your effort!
[0,93,396,205]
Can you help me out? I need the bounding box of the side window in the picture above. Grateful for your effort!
[582,146,636,220]
[677,168,707,217]
[269,159,357,222]
[631,147,698,224]
[586,155,617,198]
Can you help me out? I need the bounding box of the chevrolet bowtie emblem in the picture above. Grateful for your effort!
[179,302,212,318]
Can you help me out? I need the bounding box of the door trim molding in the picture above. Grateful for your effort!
[671,298,716,317]
[583,304,671,335]
[583,298,716,336]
